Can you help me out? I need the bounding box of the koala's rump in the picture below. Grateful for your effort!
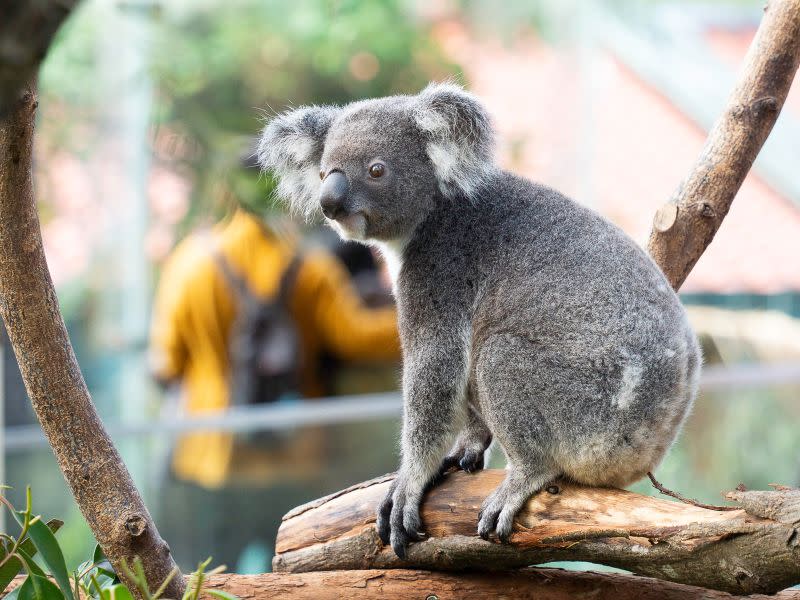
[471,329,695,487]
[466,181,699,486]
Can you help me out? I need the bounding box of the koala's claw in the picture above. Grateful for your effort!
[477,503,514,542]
[477,484,523,542]
[438,447,486,477]
[392,537,407,559]
[477,506,499,541]
[478,473,555,543]
[377,491,393,546]
[460,449,485,473]
[376,476,427,559]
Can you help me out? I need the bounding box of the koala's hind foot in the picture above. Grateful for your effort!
[438,410,492,476]
[477,467,558,543]
[438,443,486,475]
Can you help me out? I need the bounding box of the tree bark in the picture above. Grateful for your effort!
[0,0,77,116]
[272,471,800,595]
[647,0,800,289]
[199,569,800,600]
[0,86,184,598]
[6,569,800,600]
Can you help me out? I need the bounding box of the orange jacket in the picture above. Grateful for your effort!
[149,210,400,487]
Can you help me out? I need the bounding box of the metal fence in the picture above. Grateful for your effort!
[4,362,800,452]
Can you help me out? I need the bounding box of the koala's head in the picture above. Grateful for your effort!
[256,82,496,243]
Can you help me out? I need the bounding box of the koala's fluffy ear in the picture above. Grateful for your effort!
[257,105,340,217]
[413,82,496,200]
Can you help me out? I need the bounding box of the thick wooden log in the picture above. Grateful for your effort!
[273,471,800,595]
[200,569,800,600]
[647,0,800,289]
[5,569,800,600]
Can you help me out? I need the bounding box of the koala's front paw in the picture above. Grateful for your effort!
[438,423,492,477]
[376,475,426,559]
[438,446,485,476]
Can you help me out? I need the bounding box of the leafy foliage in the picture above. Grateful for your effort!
[0,489,236,600]
[149,0,461,223]
[40,0,462,229]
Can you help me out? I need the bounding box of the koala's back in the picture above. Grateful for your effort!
[405,171,700,486]
[474,173,688,345]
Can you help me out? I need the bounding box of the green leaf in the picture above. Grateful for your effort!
[26,519,74,600]
[0,521,62,594]
[207,590,239,600]
[25,571,43,600]
[43,522,64,536]
[17,549,47,578]
[16,550,48,600]
[0,555,25,593]
[30,574,65,600]
[94,562,117,582]
[96,572,115,586]
[6,575,33,600]
[101,584,135,600]
[9,551,75,600]
[92,545,105,566]
[4,586,21,600]
[88,573,115,594]
[78,556,118,598]
[86,574,102,600]
[75,562,91,578]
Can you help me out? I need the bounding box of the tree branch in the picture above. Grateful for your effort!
[0,0,77,116]
[6,568,800,600]
[647,0,800,289]
[272,471,800,595]
[0,85,184,597]
[200,569,800,600]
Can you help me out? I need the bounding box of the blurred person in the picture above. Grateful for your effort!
[148,149,400,571]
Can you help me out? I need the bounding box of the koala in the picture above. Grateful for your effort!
[257,82,701,558]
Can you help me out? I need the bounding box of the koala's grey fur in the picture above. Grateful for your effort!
[258,82,701,558]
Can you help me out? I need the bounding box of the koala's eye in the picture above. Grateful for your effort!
[368,163,386,179]
[319,170,325,180]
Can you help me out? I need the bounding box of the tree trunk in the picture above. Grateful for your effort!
[272,471,800,595]
[0,85,184,598]
[0,0,77,116]
[647,0,800,289]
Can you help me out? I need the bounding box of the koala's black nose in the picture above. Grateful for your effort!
[319,171,350,220]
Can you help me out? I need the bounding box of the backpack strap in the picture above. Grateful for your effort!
[275,253,304,309]
[211,247,255,304]
[209,237,303,310]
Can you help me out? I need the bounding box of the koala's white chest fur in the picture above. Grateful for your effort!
[374,239,407,291]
